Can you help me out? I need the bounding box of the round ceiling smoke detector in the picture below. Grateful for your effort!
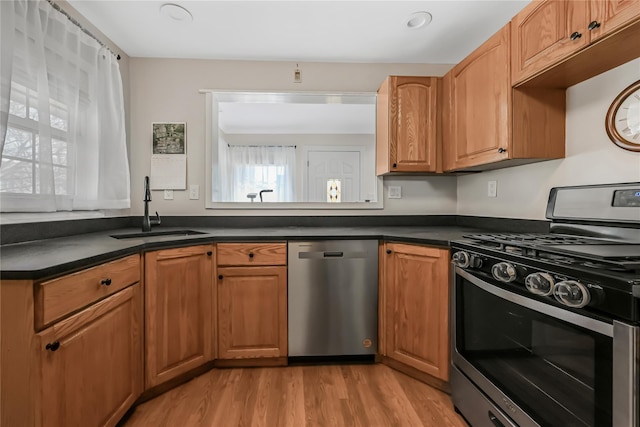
[405,11,432,29]
[160,3,193,22]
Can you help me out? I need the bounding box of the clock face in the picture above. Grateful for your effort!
[606,80,640,152]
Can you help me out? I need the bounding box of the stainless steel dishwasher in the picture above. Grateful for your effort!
[288,240,378,357]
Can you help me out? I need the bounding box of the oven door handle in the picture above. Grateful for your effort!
[456,267,614,338]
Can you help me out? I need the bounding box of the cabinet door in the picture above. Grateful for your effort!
[145,245,213,388]
[39,284,142,427]
[383,243,449,381]
[444,24,511,171]
[511,0,589,84]
[377,76,438,174]
[217,266,287,359]
[589,0,640,41]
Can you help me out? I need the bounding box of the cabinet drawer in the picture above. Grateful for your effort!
[217,243,287,266]
[35,254,140,328]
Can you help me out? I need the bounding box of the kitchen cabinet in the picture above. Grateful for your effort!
[443,23,566,172]
[376,76,440,174]
[1,255,142,427]
[512,0,640,85]
[216,243,288,361]
[39,285,142,427]
[144,244,214,388]
[380,242,450,382]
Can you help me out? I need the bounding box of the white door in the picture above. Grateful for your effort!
[307,151,361,202]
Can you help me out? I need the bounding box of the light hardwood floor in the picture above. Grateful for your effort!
[122,364,468,427]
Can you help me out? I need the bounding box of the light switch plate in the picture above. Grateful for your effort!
[189,184,200,200]
[488,181,497,198]
[163,189,174,200]
[388,186,402,199]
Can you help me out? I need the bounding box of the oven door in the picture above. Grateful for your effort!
[451,267,638,427]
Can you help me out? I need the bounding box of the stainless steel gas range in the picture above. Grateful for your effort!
[450,183,640,427]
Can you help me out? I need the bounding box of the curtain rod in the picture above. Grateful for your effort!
[228,144,297,148]
[46,0,121,60]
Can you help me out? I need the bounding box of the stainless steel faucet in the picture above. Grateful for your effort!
[142,176,161,232]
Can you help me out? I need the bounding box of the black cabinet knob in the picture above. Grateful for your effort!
[249,253,254,258]
[386,249,392,254]
[207,251,212,256]
[498,148,507,153]
[588,21,601,31]
[570,31,582,41]
[100,278,112,286]
[392,163,397,168]
[46,341,60,352]
[218,275,223,280]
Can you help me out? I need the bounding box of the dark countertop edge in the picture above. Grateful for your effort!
[0,231,465,280]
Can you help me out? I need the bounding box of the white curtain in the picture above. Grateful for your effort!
[0,0,130,212]
[224,145,295,202]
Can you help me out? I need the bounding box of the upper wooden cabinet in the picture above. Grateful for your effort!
[512,0,640,85]
[376,76,440,174]
[443,23,566,172]
[144,244,214,389]
[380,243,450,382]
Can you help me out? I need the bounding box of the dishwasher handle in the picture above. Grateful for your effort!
[323,251,343,258]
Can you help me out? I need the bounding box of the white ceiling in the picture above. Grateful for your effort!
[68,0,529,64]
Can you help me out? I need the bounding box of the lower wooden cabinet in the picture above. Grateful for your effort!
[144,244,214,388]
[38,284,142,427]
[217,266,288,359]
[380,242,450,382]
[216,242,288,361]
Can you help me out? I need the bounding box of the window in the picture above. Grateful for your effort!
[0,0,130,213]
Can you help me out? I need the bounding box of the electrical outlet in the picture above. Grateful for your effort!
[189,184,200,200]
[163,189,174,200]
[488,181,497,198]
[388,186,402,199]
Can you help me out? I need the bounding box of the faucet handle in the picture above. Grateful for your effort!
[152,211,161,226]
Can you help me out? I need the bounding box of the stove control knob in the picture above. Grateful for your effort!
[553,280,591,308]
[452,251,471,268]
[525,273,555,296]
[470,255,483,268]
[492,262,517,283]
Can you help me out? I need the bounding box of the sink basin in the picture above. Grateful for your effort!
[111,230,207,239]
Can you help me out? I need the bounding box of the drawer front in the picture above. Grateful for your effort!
[35,254,140,328]
[217,243,287,266]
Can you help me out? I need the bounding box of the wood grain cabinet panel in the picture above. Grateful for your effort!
[38,284,142,427]
[443,23,566,172]
[512,0,640,85]
[217,266,287,359]
[35,254,140,329]
[381,243,450,382]
[144,245,214,388]
[376,76,440,174]
[217,242,286,266]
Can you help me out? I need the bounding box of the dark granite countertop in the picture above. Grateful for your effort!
[0,225,485,280]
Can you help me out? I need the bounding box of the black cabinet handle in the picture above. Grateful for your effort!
[392,163,397,168]
[100,278,112,286]
[249,253,254,258]
[207,251,212,256]
[570,31,582,40]
[45,341,60,352]
[386,249,392,254]
[588,20,601,31]
[218,275,223,280]
[498,147,507,153]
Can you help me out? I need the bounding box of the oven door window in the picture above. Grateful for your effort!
[457,276,612,427]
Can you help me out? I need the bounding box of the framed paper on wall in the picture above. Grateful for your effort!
[150,122,187,190]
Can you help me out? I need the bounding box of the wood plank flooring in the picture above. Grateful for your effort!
[122,364,468,427]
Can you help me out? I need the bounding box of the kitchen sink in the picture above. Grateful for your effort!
[110,230,207,239]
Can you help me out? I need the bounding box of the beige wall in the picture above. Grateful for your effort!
[129,59,457,216]
[457,58,640,220]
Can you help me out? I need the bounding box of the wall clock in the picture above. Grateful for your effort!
[605,80,640,152]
